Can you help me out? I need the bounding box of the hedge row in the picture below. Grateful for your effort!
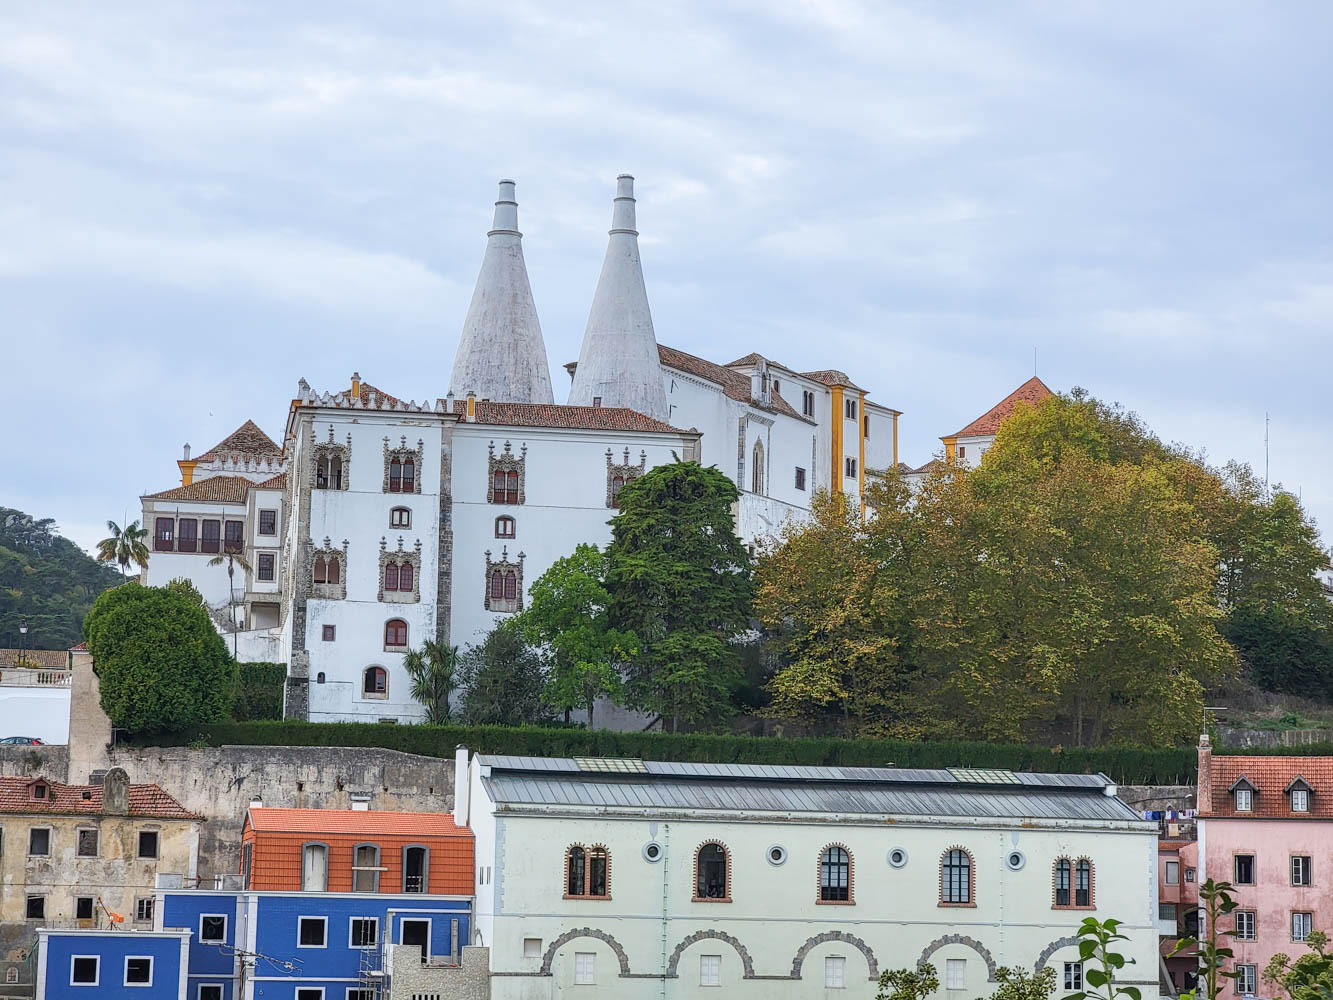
[140,720,1198,784]
[230,663,287,722]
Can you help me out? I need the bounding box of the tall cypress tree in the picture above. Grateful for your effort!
[605,460,752,729]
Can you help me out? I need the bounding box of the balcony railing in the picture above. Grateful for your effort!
[0,669,72,687]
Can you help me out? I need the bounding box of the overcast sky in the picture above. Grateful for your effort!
[4,2,1331,554]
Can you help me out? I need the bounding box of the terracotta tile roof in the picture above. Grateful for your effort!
[449,399,687,434]
[0,777,200,820]
[69,642,87,651]
[198,420,281,461]
[255,473,287,490]
[907,459,948,476]
[144,476,254,504]
[658,345,805,421]
[1205,754,1333,818]
[800,369,864,392]
[352,382,404,408]
[246,807,471,838]
[951,376,1054,439]
[0,649,68,668]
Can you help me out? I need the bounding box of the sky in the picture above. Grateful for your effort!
[3,1,1332,555]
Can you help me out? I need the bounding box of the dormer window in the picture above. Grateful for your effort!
[1231,777,1256,812]
[1287,777,1313,813]
[31,781,49,801]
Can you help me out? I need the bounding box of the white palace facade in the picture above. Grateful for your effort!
[139,175,901,724]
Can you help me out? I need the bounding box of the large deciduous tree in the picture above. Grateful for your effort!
[605,461,752,730]
[458,622,553,726]
[516,544,632,728]
[83,582,236,734]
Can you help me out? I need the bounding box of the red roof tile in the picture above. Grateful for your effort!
[144,476,254,504]
[1205,754,1333,818]
[198,420,281,461]
[0,649,68,668]
[951,377,1054,439]
[800,369,864,392]
[450,399,688,434]
[0,777,200,820]
[658,345,806,421]
[247,807,471,838]
[255,473,287,490]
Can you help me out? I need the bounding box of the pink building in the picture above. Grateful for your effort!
[1158,837,1199,994]
[1198,736,1332,998]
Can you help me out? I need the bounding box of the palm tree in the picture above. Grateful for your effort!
[403,640,458,723]
[207,549,252,659]
[95,520,150,581]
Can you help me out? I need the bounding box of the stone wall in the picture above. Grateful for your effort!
[389,943,490,1000]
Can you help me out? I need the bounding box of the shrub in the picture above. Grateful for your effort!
[232,663,287,721]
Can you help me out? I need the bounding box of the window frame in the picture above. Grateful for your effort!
[28,826,51,856]
[363,666,388,700]
[1234,854,1256,885]
[1294,910,1314,941]
[301,841,329,892]
[257,552,275,582]
[322,625,336,642]
[177,518,198,552]
[352,842,382,892]
[945,958,966,990]
[1235,787,1254,812]
[402,844,430,893]
[349,916,380,950]
[1064,963,1084,992]
[76,896,95,921]
[795,466,806,491]
[825,955,846,989]
[137,829,160,860]
[198,986,224,1000]
[817,844,853,904]
[1165,860,1179,885]
[223,520,244,553]
[1054,858,1072,907]
[1293,855,1313,887]
[390,507,411,529]
[495,515,516,539]
[201,519,221,553]
[1292,788,1310,812]
[199,913,228,944]
[154,517,175,552]
[694,842,731,903]
[574,951,596,986]
[699,953,721,987]
[564,844,610,900]
[258,509,277,536]
[1235,910,1256,940]
[940,847,974,906]
[297,915,329,949]
[384,619,408,649]
[70,955,100,987]
[1237,964,1257,996]
[75,826,100,858]
[134,896,154,923]
[123,955,154,988]
[25,895,44,919]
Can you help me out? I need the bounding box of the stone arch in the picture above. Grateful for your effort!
[917,934,998,982]
[539,927,631,978]
[1034,936,1080,972]
[792,930,879,980]
[666,929,755,979]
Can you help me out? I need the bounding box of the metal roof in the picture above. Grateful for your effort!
[475,755,1140,823]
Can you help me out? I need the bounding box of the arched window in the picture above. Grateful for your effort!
[504,571,517,601]
[566,845,609,899]
[611,475,625,507]
[752,440,765,495]
[402,459,415,492]
[384,563,399,592]
[1054,859,1072,907]
[327,556,340,585]
[390,507,411,529]
[495,516,515,539]
[384,620,407,648]
[695,843,729,901]
[389,458,402,492]
[403,846,429,893]
[313,556,327,584]
[493,469,506,498]
[941,848,972,905]
[819,846,851,902]
[302,843,328,891]
[490,570,505,600]
[315,672,326,684]
[567,846,586,895]
[352,843,381,892]
[1075,860,1092,907]
[364,666,387,698]
[330,457,343,490]
[399,562,413,591]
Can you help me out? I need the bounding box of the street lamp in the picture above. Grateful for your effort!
[18,619,28,666]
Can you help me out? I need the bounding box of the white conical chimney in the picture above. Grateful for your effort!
[567,175,670,422]
[448,180,555,404]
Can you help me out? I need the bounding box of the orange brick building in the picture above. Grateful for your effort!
[240,807,473,895]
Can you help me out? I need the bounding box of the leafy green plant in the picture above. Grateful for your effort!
[1264,930,1333,1000]
[988,966,1056,1000]
[1064,916,1139,1000]
[877,962,939,1000]
[95,519,150,580]
[402,640,458,723]
[1168,879,1239,1000]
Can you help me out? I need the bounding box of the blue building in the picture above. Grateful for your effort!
[37,928,190,999]
[36,889,471,999]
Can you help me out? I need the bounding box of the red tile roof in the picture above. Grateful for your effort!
[255,473,287,490]
[0,649,69,668]
[658,345,805,421]
[198,420,281,461]
[247,807,471,838]
[450,399,687,434]
[352,382,404,409]
[951,376,1054,439]
[800,369,865,392]
[0,777,200,820]
[144,476,254,504]
[1205,754,1333,818]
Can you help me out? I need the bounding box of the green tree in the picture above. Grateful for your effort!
[402,639,458,724]
[1226,604,1333,697]
[877,962,940,1000]
[207,549,253,659]
[1170,879,1239,1000]
[458,622,553,726]
[1264,930,1333,1000]
[95,519,150,581]
[517,544,634,728]
[83,582,236,734]
[605,461,753,730]
[987,966,1056,1000]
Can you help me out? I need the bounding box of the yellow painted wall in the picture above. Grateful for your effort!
[830,387,844,493]
[177,460,196,486]
[858,392,866,497]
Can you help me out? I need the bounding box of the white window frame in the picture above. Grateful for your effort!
[523,938,542,959]
[345,989,376,1000]
[1235,910,1256,940]
[398,917,432,963]
[946,958,966,990]
[134,896,154,923]
[574,951,596,986]
[700,953,721,987]
[28,826,51,856]
[826,955,847,989]
[1064,962,1084,991]
[1292,788,1310,812]
[1293,855,1313,886]
[70,955,100,987]
[295,990,326,1000]
[198,985,224,1000]
[297,915,329,949]
[123,955,154,988]
[199,913,228,943]
[1235,788,1253,812]
[349,916,380,949]
[1237,964,1257,995]
[1294,911,1313,941]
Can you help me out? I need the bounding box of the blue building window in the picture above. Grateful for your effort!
[199,914,227,943]
[297,916,327,948]
[350,917,378,949]
[124,955,153,986]
[70,955,99,986]
[199,987,223,1000]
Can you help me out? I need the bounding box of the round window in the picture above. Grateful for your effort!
[1006,850,1026,871]
[767,844,788,866]
[642,842,663,863]
[888,847,909,869]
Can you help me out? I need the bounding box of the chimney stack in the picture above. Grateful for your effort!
[1197,733,1213,815]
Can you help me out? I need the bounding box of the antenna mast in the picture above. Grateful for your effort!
[1265,412,1270,493]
